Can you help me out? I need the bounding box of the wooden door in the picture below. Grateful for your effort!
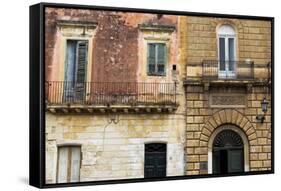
[144,143,167,178]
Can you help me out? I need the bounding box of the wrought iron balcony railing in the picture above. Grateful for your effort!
[45,81,177,107]
[202,60,254,80]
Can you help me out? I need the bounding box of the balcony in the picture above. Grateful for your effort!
[202,60,254,81]
[185,60,271,86]
[45,81,178,113]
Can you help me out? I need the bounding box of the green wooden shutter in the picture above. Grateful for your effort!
[227,149,244,173]
[148,44,156,74]
[76,41,88,83]
[75,41,88,102]
[156,43,166,75]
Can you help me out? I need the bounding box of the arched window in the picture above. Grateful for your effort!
[217,24,236,79]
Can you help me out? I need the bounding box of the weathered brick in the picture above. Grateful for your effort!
[194,101,204,108]
[194,116,204,123]
[187,93,199,100]
[262,145,271,152]
[188,155,199,162]
[258,153,268,160]
[187,140,200,147]
[250,153,258,160]
[194,147,207,154]
[251,161,263,168]
[258,138,268,145]
[250,146,262,153]
[187,116,194,123]
[263,160,271,168]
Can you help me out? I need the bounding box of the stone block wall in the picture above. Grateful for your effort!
[185,84,271,175]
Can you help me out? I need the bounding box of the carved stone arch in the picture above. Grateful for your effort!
[198,109,256,174]
[199,109,258,146]
[211,19,243,34]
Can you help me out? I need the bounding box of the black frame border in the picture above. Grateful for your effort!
[29,2,274,189]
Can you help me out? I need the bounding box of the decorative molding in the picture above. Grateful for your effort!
[138,24,176,33]
[57,20,98,28]
[56,20,98,37]
[210,94,246,108]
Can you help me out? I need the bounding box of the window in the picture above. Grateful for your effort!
[217,25,236,78]
[147,43,167,76]
[144,143,167,178]
[64,40,88,102]
[57,146,81,183]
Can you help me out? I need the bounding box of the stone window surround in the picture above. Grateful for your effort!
[215,22,240,62]
[138,24,176,80]
[56,20,97,83]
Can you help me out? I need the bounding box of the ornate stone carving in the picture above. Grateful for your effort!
[210,94,246,107]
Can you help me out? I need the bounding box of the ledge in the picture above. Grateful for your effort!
[46,104,178,114]
[138,24,176,32]
[56,20,98,28]
[183,78,269,86]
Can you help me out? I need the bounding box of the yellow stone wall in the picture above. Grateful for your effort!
[184,16,271,79]
[45,112,186,183]
[180,16,272,175]
[184,85,271,175]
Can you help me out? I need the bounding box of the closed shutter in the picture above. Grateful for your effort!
[75,41,88,102]
[75,41,88,83]
[57,147,68,183]
[70,147,81,182]
[148,44,156,74]
[156,43,166,75]
[57,146,81,183]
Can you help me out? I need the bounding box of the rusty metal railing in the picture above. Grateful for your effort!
[45,81,177,106]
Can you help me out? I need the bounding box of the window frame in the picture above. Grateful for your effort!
[147,42,167,76]
[56,145,82,183]
[217,24,237,78]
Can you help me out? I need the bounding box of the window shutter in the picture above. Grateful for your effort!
[57,147,69,183]
[148,44,156,74]
[156,44,166,75]
[70,147,81,182]
[76,41,88,83]
[74,41,88,101]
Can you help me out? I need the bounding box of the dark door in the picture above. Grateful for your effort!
[212,130,244,174]
[144,143,167,178]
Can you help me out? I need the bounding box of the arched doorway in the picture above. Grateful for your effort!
[212,129,244,174]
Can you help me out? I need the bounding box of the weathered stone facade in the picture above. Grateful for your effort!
[45,8,187,184]
[46,114,185,183]
[182,16,271,175]
[184,85,271,175]
[45,8,272,184]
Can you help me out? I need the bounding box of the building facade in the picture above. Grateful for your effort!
[44,8,272,184]
[182,16,271,175]
[45,8,186,183]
